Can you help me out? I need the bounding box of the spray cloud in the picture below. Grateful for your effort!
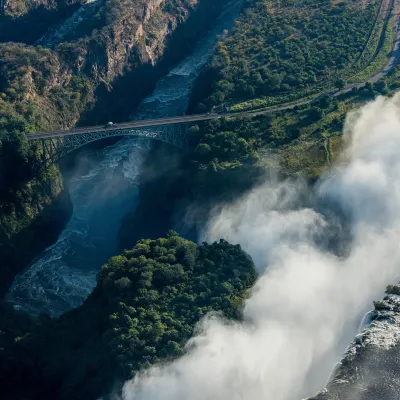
[121,94,400,400]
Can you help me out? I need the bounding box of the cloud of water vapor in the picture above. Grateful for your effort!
[121,94,400,400]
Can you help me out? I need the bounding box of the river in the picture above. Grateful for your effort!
[6,0,243,317]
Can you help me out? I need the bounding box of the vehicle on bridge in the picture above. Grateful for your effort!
[105,121,114,128]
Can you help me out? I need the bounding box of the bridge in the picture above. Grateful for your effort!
[28,105,304,164]
[28,113,231,164]
[27,17,400,165]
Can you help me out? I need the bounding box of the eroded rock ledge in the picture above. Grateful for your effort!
[310,285,400,400]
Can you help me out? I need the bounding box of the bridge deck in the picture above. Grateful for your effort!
[23,22,400,143]
[27,113,227,140]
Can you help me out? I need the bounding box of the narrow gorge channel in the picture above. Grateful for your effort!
[5,0,243,317]
[3,1,400,400]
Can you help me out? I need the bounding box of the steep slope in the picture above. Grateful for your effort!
[310,284,400,400]
[0,0,229,296]
[3,0,80,17]
[0,0,202,134]
[0,233,257,400]
[188,0,380,111]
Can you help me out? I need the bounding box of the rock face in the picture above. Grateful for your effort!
[0,0,199,130]
[309,285,400,400]
[36,0,198,80]
[4,0,81,17]
[85,0,197,82]
[0,0,211,297]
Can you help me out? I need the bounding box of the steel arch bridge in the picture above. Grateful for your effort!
[30,123,190,165]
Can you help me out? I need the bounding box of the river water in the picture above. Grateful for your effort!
[6,0,243,317]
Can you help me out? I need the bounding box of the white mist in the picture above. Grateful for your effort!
[121,94,400,400]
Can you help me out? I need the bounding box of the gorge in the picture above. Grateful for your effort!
[1,0,400,399]
[6,0,244,316]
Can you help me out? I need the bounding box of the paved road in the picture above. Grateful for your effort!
[27,113,223,140]
[28,12,400,141]
[26,104,315,142]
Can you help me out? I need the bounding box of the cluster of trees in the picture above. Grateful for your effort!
[190,70,397,175]
[192,110,303,170]
[190,90,350,172]
[188,0,393,173]
[0,43,91,117]
[191,0,378,109]
[0,43,92,227]
[101,233,256,374]
[0,232,257,400]
[0,0,236,304]
[0,0,231,227]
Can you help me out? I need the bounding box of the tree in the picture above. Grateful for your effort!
[114,277,132,291]
[364,81,374,94]
[374,81,388,94]
[188,125,200,134]
[0,234,257,400]
[195,143,211,156]
[319,95,332,109]
[334,78,346,90]
[308,107,325,121]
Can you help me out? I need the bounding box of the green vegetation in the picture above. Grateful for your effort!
[2,1,400,398]
[0,43,92,291]
[190,0,380,111]
[186,0,400,178]
[0,0,234,300]
[0,41,92,232]
[4,0,61,18]
[0,43,92,134]
[190,76,395,177]
[350,14,394,83]
[381,60,400,91]
[353,1,385,70]
[0,232,257,400]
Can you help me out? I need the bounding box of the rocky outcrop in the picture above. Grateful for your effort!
[0,0,200,130]
[309,285,400,400]
[3,0,81,17]
[0,0,206,298]
[57,0,198,82]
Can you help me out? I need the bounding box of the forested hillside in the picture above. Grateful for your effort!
[0,0,230,296]
[2,0,400,399]
[190,0,384,110]
[0,233,257,400]
[189,73,400,176]
[186,0,400,176]
[2,0,80,17]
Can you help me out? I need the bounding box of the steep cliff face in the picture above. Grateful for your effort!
[0,0,210,296]
[310,285,400,400]
[3,0,81,17]
[73,0,198,84]
[0,0,199,131]
[0,0,203,130]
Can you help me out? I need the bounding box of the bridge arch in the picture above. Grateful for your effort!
[34,124,189,165]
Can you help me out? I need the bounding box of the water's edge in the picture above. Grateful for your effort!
[5,0,244,317]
